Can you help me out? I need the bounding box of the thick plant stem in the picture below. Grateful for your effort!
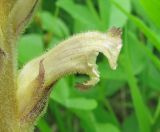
[0,0,39,129]
[0,39,19,131]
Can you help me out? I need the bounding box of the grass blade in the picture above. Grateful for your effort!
[111,0,160,52]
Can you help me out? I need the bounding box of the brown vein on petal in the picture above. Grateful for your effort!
[21,81,56,124]
[20,59,57,124]
[20,59,44,122]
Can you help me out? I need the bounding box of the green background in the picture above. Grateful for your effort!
[18,0,160,132]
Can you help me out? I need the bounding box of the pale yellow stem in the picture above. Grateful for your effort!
[0,38,19,131]
[0,0,40,131]
[0,0,17,32]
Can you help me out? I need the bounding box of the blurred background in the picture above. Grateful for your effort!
[18,0,160,132]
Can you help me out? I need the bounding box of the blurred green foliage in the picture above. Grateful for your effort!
[18,0,160,132]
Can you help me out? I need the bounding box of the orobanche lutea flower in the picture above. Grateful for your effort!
[0,0,122,131]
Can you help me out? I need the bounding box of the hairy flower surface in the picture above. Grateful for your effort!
[17,27,122,127]
[0,0,122,131]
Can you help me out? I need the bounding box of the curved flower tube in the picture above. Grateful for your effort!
[0,0,122,131]
[17,27,122,129]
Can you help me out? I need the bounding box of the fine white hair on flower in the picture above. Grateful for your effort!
[17,27,122,125]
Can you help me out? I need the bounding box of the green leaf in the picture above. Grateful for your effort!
[74,110,120,132]
[111,0,160,52]
[50,78,70,104]
[120,28,152,132]
[104,80,125,97]
[18,34,44,65]
[127,32,146,74]
[96,123,120,132]
[122,114,140,132]
[127,32,160,91]
[39,11,69,37]
[109,0,131,27]
[37,118,52,132]
[65,98,97,110]
[94,105,120,127]
[73,111,97,132]
[99,60,126,80]
[86,0,100,25]
[128,32,160,71]
[50,79,97,110]
[140,0,160,29]
[146,63,160,91]
[47,37,61,49]
[132,0,149,22]
[98,0,110,29]
[57,0,102,31]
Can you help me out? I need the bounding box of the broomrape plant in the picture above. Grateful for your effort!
[0,0,122,131]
